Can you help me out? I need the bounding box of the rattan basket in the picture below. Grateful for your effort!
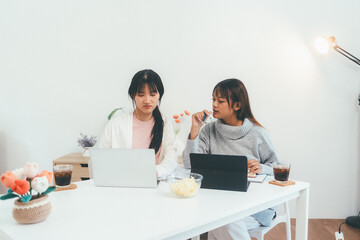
[12,194,51,224]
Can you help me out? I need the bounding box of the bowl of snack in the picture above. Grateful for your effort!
[168,173,203,198]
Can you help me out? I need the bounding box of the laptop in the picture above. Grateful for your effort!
[89,148,157,188]
[189,153,249,192]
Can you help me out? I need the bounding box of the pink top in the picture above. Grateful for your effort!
[132,115,161,164]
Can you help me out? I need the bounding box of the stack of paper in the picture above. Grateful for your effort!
[248,174,267,183]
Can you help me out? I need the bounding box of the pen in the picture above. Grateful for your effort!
[202,113,207,122]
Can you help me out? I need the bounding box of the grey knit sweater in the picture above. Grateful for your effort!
[182,118,279,227]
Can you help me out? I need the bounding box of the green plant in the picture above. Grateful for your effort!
[108,107,124,120]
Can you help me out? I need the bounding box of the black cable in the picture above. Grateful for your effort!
[338,221,346,233]
[334,48,360,65]
[337,212,360,233]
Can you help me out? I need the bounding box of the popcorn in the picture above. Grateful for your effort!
[170,177,199,197]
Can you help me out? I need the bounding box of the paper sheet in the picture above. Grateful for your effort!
[248,174,267,183]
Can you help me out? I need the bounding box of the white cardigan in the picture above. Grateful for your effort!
[98,111,177,178]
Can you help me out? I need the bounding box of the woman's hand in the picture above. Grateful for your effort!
[248,159,262,174]
[189,110,212,140]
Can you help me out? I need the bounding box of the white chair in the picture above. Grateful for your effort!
[248,201,291,240]
[190,202,291,240]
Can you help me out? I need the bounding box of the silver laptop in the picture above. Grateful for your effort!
[89,148,157,188]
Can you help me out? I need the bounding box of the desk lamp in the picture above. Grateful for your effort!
[315,36,360,229]
[315,36,360,65]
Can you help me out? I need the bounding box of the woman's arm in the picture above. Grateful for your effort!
[182,123,211,168]
[258,129,279,175]
[189,110,212,140]
[182,110,212,168]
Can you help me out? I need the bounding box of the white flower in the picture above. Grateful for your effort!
[23,162,39,178]
[12,168,26,180]
[31,176,49,193]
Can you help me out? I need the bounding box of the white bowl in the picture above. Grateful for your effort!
[167,173,203,198]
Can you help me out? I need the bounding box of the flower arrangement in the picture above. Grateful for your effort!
[77,132,97,149]
[0,163,55,202]
[173,110,191,135]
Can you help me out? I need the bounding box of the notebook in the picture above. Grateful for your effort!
[89,148,157,188]
[189,153,250,192]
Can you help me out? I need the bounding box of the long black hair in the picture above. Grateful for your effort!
[213,78,262,127]
[128,69,164,154]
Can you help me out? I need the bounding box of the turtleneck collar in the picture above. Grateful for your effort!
[215,118,253,140]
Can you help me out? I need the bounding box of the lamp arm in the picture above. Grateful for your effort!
[336,46,360,62]
[333,46,360,65]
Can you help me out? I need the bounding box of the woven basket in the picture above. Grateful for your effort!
[12,194,51,224]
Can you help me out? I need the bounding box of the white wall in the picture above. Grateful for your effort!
[1,0,359,218]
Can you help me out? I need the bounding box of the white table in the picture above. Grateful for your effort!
[0,177,309,240]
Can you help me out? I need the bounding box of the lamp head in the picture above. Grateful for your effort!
[315,36,338,54]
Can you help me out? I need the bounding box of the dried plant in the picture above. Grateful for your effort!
[77,133,97,148]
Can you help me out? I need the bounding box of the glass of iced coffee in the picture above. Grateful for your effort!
[53,165,73,188]
[273,162,291,182]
